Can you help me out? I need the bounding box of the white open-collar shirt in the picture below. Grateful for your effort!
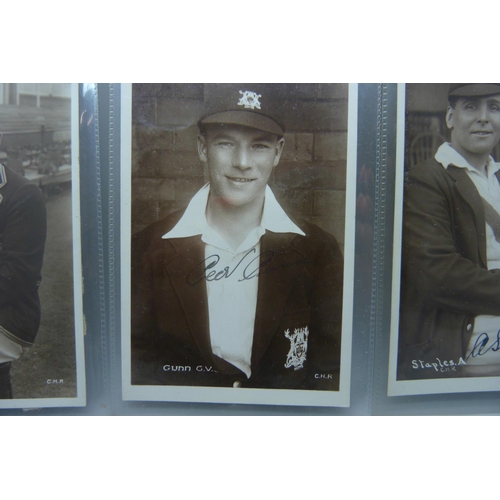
[163,183,304,378]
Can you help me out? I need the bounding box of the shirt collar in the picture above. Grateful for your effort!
[434,142,500,176]
[162,183,305,240]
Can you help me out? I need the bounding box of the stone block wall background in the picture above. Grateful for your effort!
[131,83,348,250]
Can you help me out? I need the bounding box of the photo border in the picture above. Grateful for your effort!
[388,83,500,397]
[0,83,86,409]
[121,83,357,407]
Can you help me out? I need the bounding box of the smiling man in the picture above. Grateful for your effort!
[398,83,500,380]
[131,84,344,390]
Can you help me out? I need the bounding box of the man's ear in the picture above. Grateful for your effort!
[446,106,454,130]
[273,137,285,167]
[197,134,208,163]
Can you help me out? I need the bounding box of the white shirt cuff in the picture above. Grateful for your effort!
[0,330,24,363]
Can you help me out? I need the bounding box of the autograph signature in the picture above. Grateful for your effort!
[466,331,500,361]
[186,248,310,285]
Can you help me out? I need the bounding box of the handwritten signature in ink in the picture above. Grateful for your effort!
[186,248,311,285]
[466,331,500,361]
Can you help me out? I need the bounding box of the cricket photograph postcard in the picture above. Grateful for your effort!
[389,83,500,397]
[0,83,86,409]
[121,83,357,407]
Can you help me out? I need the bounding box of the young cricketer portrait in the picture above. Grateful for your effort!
[124,83,354,406]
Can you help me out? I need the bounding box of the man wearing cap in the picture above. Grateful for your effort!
[398,83,500,380]
[131,84,343,390]
[0,130,47,398]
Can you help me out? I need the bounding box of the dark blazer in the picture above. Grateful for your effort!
[398,158,500,380]
[0,165,47,347]
[131,209,343,390]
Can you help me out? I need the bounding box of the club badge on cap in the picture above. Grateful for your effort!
[238,91,262,110]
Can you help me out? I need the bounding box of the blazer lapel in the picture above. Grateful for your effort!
[448,166,488,268]
[251,231,306,368]
[162,236,214,364]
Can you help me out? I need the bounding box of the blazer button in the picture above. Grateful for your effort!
[466,323,473,332]
[233,380,242,388]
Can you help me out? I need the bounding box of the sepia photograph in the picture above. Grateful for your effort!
[389,83,500,396]
[121,83,356,407]
[0,83,85,409]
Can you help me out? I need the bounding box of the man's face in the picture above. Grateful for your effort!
[198,124,284,209]
[446,95,500,160]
